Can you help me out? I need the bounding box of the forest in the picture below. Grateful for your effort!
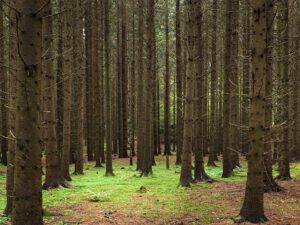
[0,0,300,224]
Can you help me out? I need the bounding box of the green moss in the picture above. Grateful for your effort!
[0,156,298,224]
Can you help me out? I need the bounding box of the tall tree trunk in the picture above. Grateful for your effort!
[104,0,114,176]
[4,0,17,215]
[175,0,183,165]
[240,1,267,222]
[141,0,155,176]
[208,0,218,167]
[264,0,281,192]
[85,0,94,162]
[194,0,211,182]
[136,0,145,171]
[0,1,7,165]
[120,0,129,158]
[12,1,43,223]
[164,0,171,157]
[73,0,84,175]
[180,0,197,187]
[61,0,73,181]
[42,1,68,189]
[277,0,291,180]
[222,0,233,178]
[229,0,240,169]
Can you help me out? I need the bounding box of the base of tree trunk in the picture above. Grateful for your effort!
[105,172,115,176]
[237,214,268,224]
[275,175,292,180]
[207,161,217,167]
[42,178,70,190]
[73,171,84,175]
[194,171,215,183]
[232,163,242,169]
[180,176,194,187]
[3,205,12,216]
[264,179,282,193]
[95,163,103,168]
[222,172,232,178]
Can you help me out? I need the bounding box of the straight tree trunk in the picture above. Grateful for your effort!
[264,0,281,192]
[120,0,129,158]
[164,0,171,157]
[4,0,17,215]
[229,0,240,169]
[141,0,155,176]
[61,0,73,181]
[222,0,233,178]
[194,0,211,182]
[42,1,68,189]
[12,1,43,223]
[73,0,84,175]
[180,0,197,187]
[0,1,7,165]
[175,0,183,165]
[277,0,291,180]
[136,0,145,171]
[208,0,218,167]
[240,1,267,222]
[105,0,114,176]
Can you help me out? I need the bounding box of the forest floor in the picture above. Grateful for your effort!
[0,156,299,225]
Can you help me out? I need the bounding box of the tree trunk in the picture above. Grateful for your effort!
[0,1,7,166]
[72,0,84,175]
[240,1,267,222]
[175,0,183,165]
[12,1,43,223]
[4,0,17,215]
[136,0,145,171]
[180,0,197,187]
[264,0,281,192]
[61,0,73,181]
[104,0,114,176]
[208,0,218,167]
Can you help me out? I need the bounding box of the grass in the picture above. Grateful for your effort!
[0,156,299,224]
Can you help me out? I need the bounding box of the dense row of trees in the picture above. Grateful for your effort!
[0,0,299,224]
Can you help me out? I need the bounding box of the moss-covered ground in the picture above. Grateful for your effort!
[0,156,299,224]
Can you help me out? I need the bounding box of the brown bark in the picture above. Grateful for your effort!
[12,1,44,223]
[180,0,197,187]
[4,0,17,215]
[104,0,114,176]
[60,0,73,181]
[240,1,267,222]
[222,0,233,178]
[175,0,182,165]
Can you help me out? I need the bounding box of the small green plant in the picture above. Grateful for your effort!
[86,189,111,202]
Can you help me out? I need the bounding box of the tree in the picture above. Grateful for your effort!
[208,0,218,167]
[140,0,155,176]
[105,0,114,176]
[4,0,17,215]
[222,0,233,178]
[164,0,171,157]
[180,0,197,187]
[136,0,145,171]
[264,0,281,192]
[175,0,183,165]
[194,0,211,182]
[240,0,268,222]
[12,1,43,223]
[0,0,7,166]
[42,0,68,190]
[61,0,73,181]
[72,0,84,175]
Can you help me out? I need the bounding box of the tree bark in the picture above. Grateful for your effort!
[240,1,267,222]
[12,1,44,223]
